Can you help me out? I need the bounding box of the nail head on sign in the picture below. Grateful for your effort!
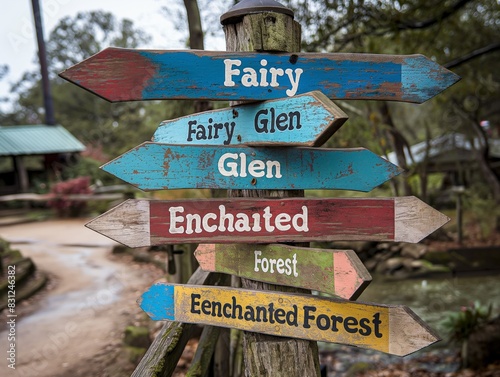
[220,0,294,25]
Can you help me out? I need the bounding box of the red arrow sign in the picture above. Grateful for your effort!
[86,196,449,247]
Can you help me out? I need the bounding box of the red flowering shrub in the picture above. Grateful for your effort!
[48,176,92,217]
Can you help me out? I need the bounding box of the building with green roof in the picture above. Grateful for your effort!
[0,124,85,194]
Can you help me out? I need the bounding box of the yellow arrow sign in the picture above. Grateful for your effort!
[139,284,439,356]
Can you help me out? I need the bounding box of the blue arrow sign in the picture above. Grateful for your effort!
[153,91,348,147]
[60,48,460,103]
[101,143,402,191]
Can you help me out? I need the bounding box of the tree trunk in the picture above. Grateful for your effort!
[452,99,500,206]
[183,0,212,114]
[31,0,56,125]
[469,120,500,205]
[183,0,204,49]
[380,102,413,196]
[223,11,320,377]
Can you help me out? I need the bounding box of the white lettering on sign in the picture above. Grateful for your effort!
[254,250,299,277]
[218,153,282,179]
[168,205,308,235]
[223,59,303,97]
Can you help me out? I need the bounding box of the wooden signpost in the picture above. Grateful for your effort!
[60,1,459,375]
[60,47,459,104]
[86,197,449,247]
[153,91,348,147]
[101,143,402,191]
[194,244,371,300]
[138,283,440,357]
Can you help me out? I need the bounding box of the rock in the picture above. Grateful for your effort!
[389,244,401,253]
[124,346,147,364]
[123,326,151,348]
[410,260,424,269]
[402,257,420,270]
[364,259,378,272]
[376,257,404,274]
[325,241,375,258]
[401,244,427,259]
[112,245,130,254]
[132,252,152,264]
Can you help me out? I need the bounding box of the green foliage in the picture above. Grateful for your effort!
[463,184,500,239]
[283,0,500,200]
[440,301,492,343]
[1,11,190,158]
[61,156,121,186]
[123,325,151,348]
[46,11,151,77]
[345,362,375,377]
[2,3,500,202]
[1,10,209,160]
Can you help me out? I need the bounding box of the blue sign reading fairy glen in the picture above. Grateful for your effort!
[154,91,348,147]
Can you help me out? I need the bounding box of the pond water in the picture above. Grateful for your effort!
[318,273,500,375]
[358,273,500,339]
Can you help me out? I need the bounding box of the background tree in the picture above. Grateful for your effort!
[1,11,201,161]
[282,0,500,203]
[0,65,9,112]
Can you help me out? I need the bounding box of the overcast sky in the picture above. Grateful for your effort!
[0,0,226,110]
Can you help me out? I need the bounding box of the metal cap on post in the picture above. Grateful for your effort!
[221,0,294,25]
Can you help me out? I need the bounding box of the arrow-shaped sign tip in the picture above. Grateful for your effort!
[59,47,154,102]
[402,55,461,102]
[394,197,450,243]
[194,244,216,271]
[85,200,150,248]
[335,250,372,300]
[389,306,441,356]
[138,283,176,321]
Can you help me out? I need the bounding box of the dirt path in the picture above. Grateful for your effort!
[0,218,164,377]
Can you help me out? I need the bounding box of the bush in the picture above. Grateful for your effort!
[441,301,492,344]
[440,301,493,368]
[62,156,122,186]
[48,176,92,217]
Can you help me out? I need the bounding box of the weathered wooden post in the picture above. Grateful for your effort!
[220,1,321,375]
[60,0,459,374]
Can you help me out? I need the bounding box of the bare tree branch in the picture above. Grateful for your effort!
[445,42,500,69]
[397,0,473,30]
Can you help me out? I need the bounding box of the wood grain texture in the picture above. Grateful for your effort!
[153,91,348,147]
[186,325,222,377]
[86,197,448,247]
[388,306,441,357]
[85,199,149,248]
[59,49,460,104]
[224,12,301,53]
[223,11,320,377]
[100,143,402,192]
[138,284,440,356]
[394,196,450,242]
[194,243,371,300]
